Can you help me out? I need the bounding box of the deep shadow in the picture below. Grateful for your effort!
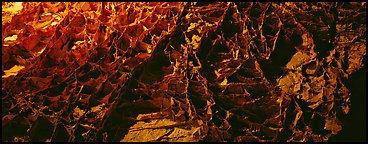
[329,63,366,142]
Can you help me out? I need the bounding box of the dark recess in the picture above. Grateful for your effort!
[329,62,366,142]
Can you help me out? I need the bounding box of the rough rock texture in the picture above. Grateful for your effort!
[2,2,366,142]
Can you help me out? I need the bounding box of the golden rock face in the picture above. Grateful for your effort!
[2,2,366,142]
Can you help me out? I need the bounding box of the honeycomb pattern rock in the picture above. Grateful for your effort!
[2,2,366,142]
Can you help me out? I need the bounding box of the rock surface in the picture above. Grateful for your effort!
[2,2,366,142]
